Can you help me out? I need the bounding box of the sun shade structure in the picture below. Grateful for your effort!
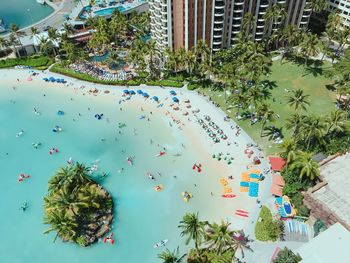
[152,96,159,101]
[172,97,179,102]
[270,184,283,197]
[268,156,286,171]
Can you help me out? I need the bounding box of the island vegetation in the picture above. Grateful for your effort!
[43,163,113,247]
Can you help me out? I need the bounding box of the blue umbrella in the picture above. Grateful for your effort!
[56,79,61,83]
[49,77,56,82]
[61,79,65,83]
[123,89,130,94]
[172,97,179,102]
[152,96,159,101]
[130,90,136,95]
[43,78,48,81]
[170,90,176,95]
[143,92,149,97]
[137,89,143,94]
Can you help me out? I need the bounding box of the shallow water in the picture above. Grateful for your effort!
[0,0,53,30]
[0,70,256,262]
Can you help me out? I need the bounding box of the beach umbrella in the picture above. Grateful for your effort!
[129,90,136,95]
[137,89,143,94]
[152,96,159,101]
[49,77,56,82]
[123,89,130,94]
[43,78,48,82]
[172,97,179,103]
[170,90,176,95]
[143,92,149,97]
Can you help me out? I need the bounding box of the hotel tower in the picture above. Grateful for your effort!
[149,0,313,51]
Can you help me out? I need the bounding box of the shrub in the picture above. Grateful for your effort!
[0,56,54,69]
[50,63,183,87]
[273,247,302,263]
[255,206,281,241]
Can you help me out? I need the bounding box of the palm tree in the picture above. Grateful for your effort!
[262,125,283,141]
[48,27,59,56]
[43,209,78,242]
[289,151,320,181]
[158,247,187,263]
[325,110,347,134]
[264,4,287,38]
[242,13,255,37]
[278,138,297,165]
[9,23,26,56]
[178,213,206,255]
[300,115,326,150]
[9,33,21,58]
[30,26,39,53]
[298,32,320,68]
[195,39,210,65]
[287,89,310,111]
[0,37,9,53]
[231,231,253,259]
[280,25,298,63]
[205,221,235,255]
[306,0,329,13]
[286,113,305,137]
[187,49,197,77]
[257,103,276,136]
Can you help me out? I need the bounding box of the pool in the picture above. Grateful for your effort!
[94,6,126,16]
[91,51,110,62]
[0,69,254,262]
[283,202,292,215]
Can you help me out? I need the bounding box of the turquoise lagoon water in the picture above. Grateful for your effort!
[0,0,53,30]
[0,70,239,262]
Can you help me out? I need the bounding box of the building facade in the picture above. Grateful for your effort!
[327,0,350,27]
[149,0,312,51]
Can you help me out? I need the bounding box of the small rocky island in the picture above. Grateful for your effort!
[43,163,113,247]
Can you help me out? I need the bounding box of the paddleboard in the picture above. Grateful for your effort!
[221,194,236,198]
[153,239,168,248]
[236,209,249,214]
[235,212,249,217]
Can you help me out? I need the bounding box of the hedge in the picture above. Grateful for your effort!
[255,206,281,242]
[0,56,54,69]
[50,63,183,87]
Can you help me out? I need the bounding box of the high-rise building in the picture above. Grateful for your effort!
[149,0,312,51]
[327,0,350,27]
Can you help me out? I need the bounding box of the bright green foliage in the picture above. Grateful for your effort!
[43,163,113,246]
[273,247,302,263]
[0,56,53,69]
[255,206,281,241]
[158,247,186,263]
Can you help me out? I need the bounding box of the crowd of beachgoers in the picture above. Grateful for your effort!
[69,61,133,81]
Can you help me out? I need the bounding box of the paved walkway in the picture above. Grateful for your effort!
[3,0,76,39]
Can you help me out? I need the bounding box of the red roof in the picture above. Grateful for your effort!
[269,156,286,172]
[270,184,283,197]
[272,173,285,186]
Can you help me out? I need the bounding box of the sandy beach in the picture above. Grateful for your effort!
[0,68,272,260]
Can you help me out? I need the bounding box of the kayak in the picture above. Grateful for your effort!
[153,239,168,248]
[221,194,236,198]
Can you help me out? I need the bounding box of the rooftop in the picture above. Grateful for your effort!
[295,223,350,263]
[310,153,350,228]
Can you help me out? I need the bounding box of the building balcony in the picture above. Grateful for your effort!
[233,9,244,13]
[300,20,308,24]
[256,24,265,28]
[259,11,266,15]
[213,26,223,31]
[302,13,310,18]
[214,19,224,24]
[215,4,225,9]
[255,30,264,35]
[213,40,222,45]
[233,15,243,20]
[234,1,244,5]
[260,4,269,8]
[232,30,240,34]
[215,12,225,17]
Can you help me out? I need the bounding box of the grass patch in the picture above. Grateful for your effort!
[196,59,336,154]
[255,206,281,242]
[50,63,183,87]
[0,56,54,69]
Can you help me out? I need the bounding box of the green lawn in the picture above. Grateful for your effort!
[198,59,336,155]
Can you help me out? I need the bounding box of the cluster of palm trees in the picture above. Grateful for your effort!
[158,213,252,263]
[276,88,348,181]
[43,163,113,247]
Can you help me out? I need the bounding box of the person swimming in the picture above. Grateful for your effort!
[16,129,24,138]
[20,201,28,212]
[32,142,42,149]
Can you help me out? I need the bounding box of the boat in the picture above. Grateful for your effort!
[37,0,46,4]
[182,191,193,202]
[0,19,7,33]
[153,239,168,248]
